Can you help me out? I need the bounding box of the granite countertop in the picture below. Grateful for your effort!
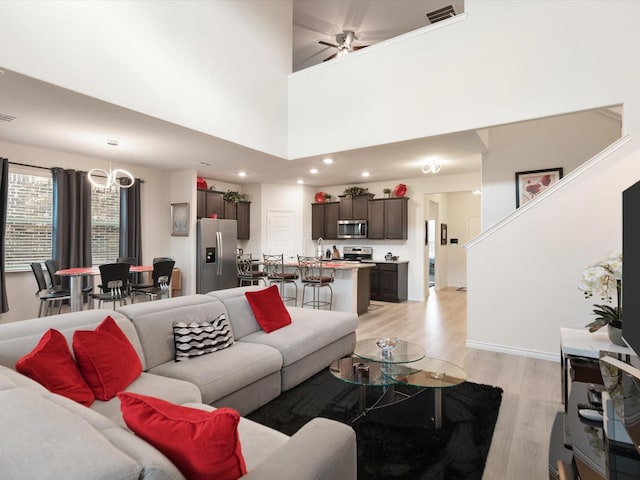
[361,259,409,264]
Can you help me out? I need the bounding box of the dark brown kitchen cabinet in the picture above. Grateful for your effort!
[312,202,339,240]
[370,262,408,303]
[197,190,207,219]
[224,200,251,240]
[367,197,408,240]
[196,190,224,219]
[338,194,373,220]
[197,190,250,239]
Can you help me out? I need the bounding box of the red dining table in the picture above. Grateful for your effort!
[55,265,154,312]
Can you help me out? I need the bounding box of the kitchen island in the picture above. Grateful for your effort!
[283,261,374,315]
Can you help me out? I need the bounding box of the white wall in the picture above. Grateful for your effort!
[288,1,640,160]
[466,138,640,359]
[0,0,292,158]
[170,169,197,295]
[0,139,171,323]
[482,110,622,229]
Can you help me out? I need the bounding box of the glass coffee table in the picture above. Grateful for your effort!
[329,338,466,428]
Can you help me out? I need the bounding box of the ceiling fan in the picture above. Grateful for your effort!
[319,30,368,62]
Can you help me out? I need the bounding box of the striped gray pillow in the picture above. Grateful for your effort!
[172,314,234,362]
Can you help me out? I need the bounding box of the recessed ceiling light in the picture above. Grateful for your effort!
[323,158,334,164]
[309,168,319,174]
[361,171,370,177]
[297,179,304,184]
[238,171,247,177]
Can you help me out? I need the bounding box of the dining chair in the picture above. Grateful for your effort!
[298,255,335,310]
[263,254,298,305]
[45,259,93,301]
[30,262,71,317]
[236,254,267,287]
[89,262,131,310]
[130,259,175,303]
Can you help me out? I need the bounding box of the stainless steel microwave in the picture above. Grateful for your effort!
[337,220,367,239]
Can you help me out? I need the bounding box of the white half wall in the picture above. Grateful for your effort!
[0,1,292,158]
[288,1,640,160]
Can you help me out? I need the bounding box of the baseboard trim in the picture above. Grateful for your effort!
[466,340,559,362]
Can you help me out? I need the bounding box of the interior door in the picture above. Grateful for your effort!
[267,210,296,261]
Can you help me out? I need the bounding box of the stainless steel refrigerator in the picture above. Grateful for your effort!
[196,218,238,293]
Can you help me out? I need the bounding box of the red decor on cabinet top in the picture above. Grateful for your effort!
[197,177,208,190]
[393,184,407,197]
[314,192,326,203]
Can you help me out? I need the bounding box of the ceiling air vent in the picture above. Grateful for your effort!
[0,114,16,122]
[426,5,456,24]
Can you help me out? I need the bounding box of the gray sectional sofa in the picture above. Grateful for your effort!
[0,286,359,480]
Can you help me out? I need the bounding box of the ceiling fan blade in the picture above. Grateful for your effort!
[323,52,338,62]
[352,45,368,51]
[318,40,338,48]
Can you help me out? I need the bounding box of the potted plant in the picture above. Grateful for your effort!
[325,193,332,201]
[580,250,623,344]
[342,186,369,198]
[223,190,249,202]
[383,188,391,198]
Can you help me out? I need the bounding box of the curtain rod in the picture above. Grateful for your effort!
[8,161,145,183]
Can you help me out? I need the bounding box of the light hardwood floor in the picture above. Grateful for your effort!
[356,288,562,480]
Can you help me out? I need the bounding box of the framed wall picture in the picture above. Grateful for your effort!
[440,223,448,245]
[171,202,189,236]
[515,167,563,207]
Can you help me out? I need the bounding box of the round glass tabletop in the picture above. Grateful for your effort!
[329,357,396,387]
[354,337,426,364]
[383,357,467,389]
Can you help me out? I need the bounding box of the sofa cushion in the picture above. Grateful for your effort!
[207,286,266,339]
[90,371,203,426]
[119,392,247,480]
[239,306,358,367]
[148,341,282,405]
[245,285,292,333]
[73,316,143,400]
[118,295,226,370]
[173,313,234,362]
[0,388,142,480]
[15,328,95,406]
[0,310,146,371]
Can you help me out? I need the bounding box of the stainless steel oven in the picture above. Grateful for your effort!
[337,220,367,239]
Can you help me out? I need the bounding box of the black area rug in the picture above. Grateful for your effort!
[246,369,503,480]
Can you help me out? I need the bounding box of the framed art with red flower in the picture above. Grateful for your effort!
[515,167,563,207]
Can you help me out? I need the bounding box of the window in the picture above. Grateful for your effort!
[5,167,121,271]
[5,169,53,272]
[91,185,120,265]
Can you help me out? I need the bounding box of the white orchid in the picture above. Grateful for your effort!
[580,250,622,332]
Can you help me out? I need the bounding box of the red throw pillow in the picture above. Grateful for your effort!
[73,316,142,400]
[118,392,246,480]
[15,329,95,407]
[245,285,292,333]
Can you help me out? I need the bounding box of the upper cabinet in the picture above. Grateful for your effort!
[311,195,408,240]
[367,197,409,240]
[312,202,339,240]
[338,194,374,220]
[224,200,251,240]
[197,189,251,240]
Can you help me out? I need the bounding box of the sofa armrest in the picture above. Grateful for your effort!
[242,418,356,480]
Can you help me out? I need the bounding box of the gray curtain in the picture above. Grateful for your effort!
[0,158,9,312]
[52,169,92,277]
[119,178,143,265]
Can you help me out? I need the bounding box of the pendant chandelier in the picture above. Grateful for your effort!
[88,139,134,189]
